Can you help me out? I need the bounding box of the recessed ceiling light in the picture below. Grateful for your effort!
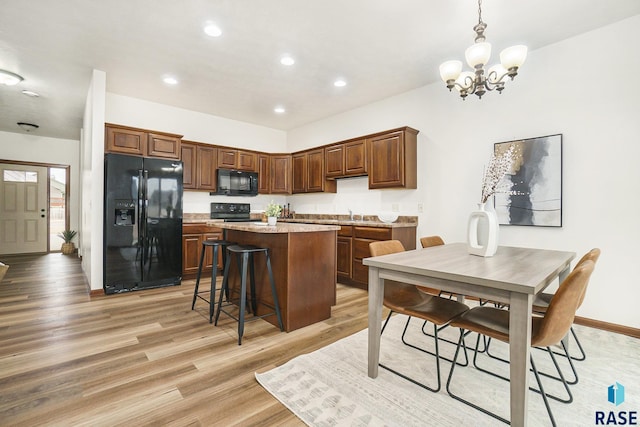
[0,69,23,86]
[22,90,40,97]
[280,56,295,66]
[163,76,178,85]
[334,79,347,87]
[204,23,222,37]
[274,107,286,114]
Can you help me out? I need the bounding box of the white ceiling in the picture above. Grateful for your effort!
[1,0,639,141]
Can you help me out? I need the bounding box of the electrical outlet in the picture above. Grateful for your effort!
[418,203,424,213]
[391,204,400,212]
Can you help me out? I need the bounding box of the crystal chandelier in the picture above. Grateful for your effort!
[439,0,528,100]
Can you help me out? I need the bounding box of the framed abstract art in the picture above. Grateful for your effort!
[494,134,563,227]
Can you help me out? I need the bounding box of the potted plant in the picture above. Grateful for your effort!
[264,201,282,226]
[58,229,78,255]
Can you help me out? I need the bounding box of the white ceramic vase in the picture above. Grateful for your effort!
[267,216,277,226]
[467,202,498,257]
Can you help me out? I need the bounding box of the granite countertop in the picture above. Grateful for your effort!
[183,213,417,229]
[217,221,340,233]
[278,217,417,228]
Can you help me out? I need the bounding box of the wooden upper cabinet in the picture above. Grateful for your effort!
[181,142,197,189]
[258,154,270,194]
[237,150,257,171]
[293,149,336,193]
[344,139,367,176]
[148,133,181,159]
[196,145,217,190]
[270,154,292,194]
[306,149,327,192]
[181,140,216,191]
[217,148,237,169]
[324,139,367,179]
[105,123,182,159]
[216,148,257,171]
[325,144,344,178]
[292,152,307,194]
[105,125,147,156]
[368,127,418,189]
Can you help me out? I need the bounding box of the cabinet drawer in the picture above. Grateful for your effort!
[338,225,353,237]
[353,238,375,260]
[352,259,368,284]
[354,226,392,240]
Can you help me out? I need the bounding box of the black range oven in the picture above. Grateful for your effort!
[210,202,251,222]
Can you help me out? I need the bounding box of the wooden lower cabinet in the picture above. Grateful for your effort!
[182,224,223,279]
[336,226,353,282]
[337,225,416,289]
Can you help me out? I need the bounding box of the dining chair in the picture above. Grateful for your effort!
[533,248,600,362]
[484,248,601,385]
[445,260,596,426]
[370,239,469,392]
[417,235,446,296]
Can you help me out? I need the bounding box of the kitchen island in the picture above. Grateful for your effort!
[217,221,340,332]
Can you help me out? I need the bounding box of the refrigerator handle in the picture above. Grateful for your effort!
[137,169,145,247]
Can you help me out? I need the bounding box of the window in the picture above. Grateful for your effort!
[3,170,38,182]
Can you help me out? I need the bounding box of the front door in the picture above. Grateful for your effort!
[0,163,48,254]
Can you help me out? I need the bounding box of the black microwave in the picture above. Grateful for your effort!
[212,169,259,196]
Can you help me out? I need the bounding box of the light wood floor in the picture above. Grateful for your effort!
[0,254,371,426]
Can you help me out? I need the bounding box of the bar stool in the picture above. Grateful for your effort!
[214,244,284,345]
[191,239,235,323]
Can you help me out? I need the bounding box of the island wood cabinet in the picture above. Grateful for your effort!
[325,138,367,179]
[340,224,416,289]
[182,223,224,279]
[367,127,418,189]
[105,123,182,159]
[269,154,292,194]
[217,148,257,172]
[292,149,336,194]
[181,141,217,191]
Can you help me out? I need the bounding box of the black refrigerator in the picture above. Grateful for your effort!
[104,153,183,294]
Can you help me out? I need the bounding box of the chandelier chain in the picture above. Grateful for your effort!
[477,0,483,25]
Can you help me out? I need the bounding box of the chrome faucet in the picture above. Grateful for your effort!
[348,209,354,221]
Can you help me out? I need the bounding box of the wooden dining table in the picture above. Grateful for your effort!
[364,242,575,427]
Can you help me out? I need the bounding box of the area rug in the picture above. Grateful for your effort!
[256,314,640,426]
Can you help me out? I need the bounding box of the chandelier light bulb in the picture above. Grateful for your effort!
[500,45,528,70]
[439,60,462,83]
[465,42,492,68]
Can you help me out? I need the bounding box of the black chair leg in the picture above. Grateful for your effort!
[379,315,448,393]
[208,245,219,323]
[237,252,249,345]
[214,252,232,326]
[191,242,207,310]
[446,330,510,425]
[531,355,558,427]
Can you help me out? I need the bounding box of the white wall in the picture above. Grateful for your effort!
[0,130,80,241]
[287,16,640,328]
[81,69,106,290]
